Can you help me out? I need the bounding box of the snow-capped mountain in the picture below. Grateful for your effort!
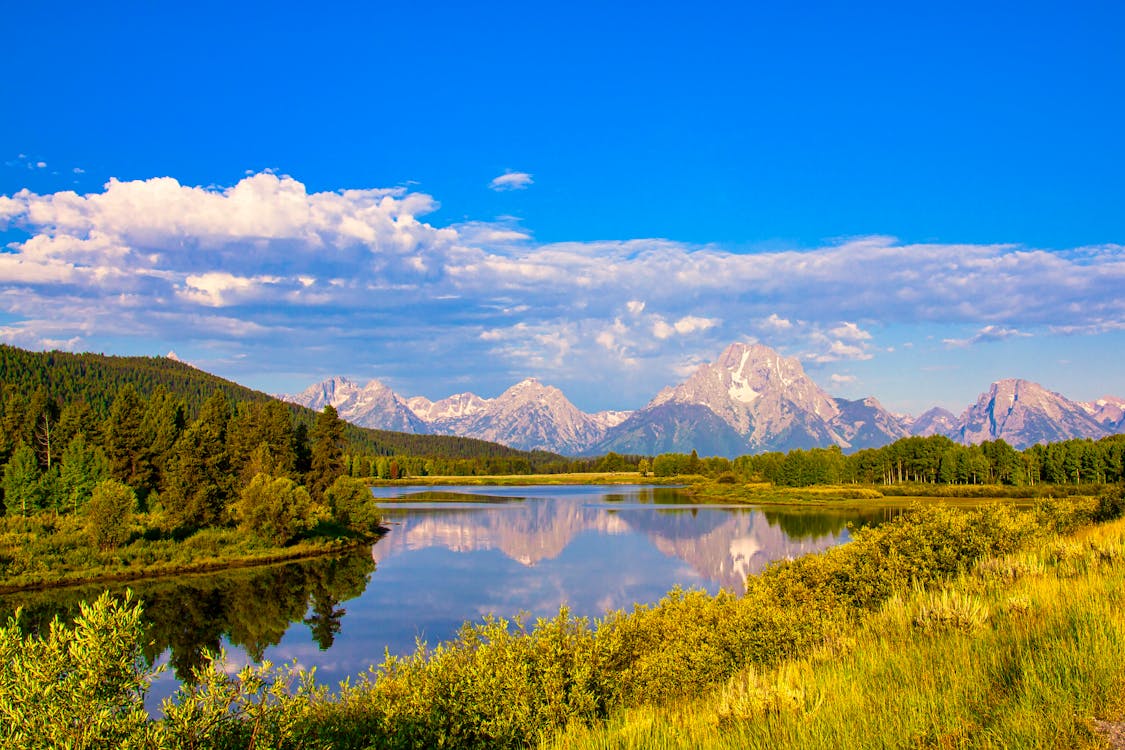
[281,376,430,434]
[406,392,489,423]
[281,344,1124,457]
[1081,396,1125,431]
[417,378,610,454]
[596,342,905,456]
[952,379,1110,448]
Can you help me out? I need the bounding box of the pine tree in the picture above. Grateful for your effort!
[2,443,42,516]
[162,391,233,529]
[60,433,110,514]
[308,405,345,501]
[141,387,186,495]
[103,385,153,496]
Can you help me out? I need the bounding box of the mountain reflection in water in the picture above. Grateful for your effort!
[3,485,884,706]
[372,485,851,592]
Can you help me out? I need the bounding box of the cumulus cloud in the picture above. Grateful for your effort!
[830,322,872,341]
[2,172,1124,405]
[488,171,533,191]
[762,314,792,331]
[830,374,857,384]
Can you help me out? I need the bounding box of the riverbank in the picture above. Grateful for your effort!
[373,472,1109,508]
[0,512,378,594]
[6,494,1119,749]
[367,471,674,486]
[544,511,1125,749]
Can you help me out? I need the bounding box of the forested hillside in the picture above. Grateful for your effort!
[0,345,559,466]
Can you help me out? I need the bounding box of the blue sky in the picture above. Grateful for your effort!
[2,1,1123,415]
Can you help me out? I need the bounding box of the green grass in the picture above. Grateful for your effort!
[541,517,1125,750]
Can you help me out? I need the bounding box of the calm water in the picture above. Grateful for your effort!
[0,485,901,707]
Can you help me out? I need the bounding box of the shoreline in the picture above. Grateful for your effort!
[0,535,379,596]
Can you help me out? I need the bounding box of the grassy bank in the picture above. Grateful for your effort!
[544,515,1125,749]
[0,512,373,594]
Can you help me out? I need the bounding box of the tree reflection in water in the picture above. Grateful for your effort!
[0,548,375,681]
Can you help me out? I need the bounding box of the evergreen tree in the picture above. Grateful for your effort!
[308,405,345,501]
[141,387,186,495]
[2,443,42,515]
[56,399,100,455]
[163,391,233,529]
[0,384,30,466]
[103,385,153,496]
[60,433,110,514]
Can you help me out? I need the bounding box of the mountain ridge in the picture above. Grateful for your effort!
[281,341,1125,457]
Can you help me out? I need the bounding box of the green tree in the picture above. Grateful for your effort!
[163,391,233,529]
[86,479,135,550]
[308,405,346,501]
[103,385,154,496]
[2,442,42,516]
[324,475,382,533]
[60,433,110,514]
[232,474,324,546]
[141,386,186,494]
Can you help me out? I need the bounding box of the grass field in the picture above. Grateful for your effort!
[542,516,1125,750]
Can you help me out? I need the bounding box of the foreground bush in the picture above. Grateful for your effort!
[0,498,1107,749]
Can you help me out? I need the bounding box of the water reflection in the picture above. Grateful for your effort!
[2,486,892,704]
[373,486,847,591]
[0,549,375,682]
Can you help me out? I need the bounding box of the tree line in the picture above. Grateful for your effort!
[651,434,1125,487]
[0,382,381,547]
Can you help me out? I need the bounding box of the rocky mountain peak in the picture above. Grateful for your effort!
[955,378,1109,448]
[659,341,841,439]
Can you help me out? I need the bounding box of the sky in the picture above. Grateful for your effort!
[1,0,1123,416]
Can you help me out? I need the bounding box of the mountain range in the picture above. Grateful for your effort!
[281,342,1125,458]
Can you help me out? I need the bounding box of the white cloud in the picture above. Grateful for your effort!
[762,314,792,331]
[829,322,872,341]
[2,172,1124,407]
[488,171,533,191]
[673,315,719,335]
[809,339,876,363]
[830,374,857,384]
[943,325,1033,348]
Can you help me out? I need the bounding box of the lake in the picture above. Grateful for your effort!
[0,484,900,707]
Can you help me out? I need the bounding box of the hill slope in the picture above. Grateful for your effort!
[0,345,557,461]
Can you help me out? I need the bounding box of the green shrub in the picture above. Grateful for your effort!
[86,479,136,551]
[0,591,157,748]
[232,474,326,546]
[324,476,382,533]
